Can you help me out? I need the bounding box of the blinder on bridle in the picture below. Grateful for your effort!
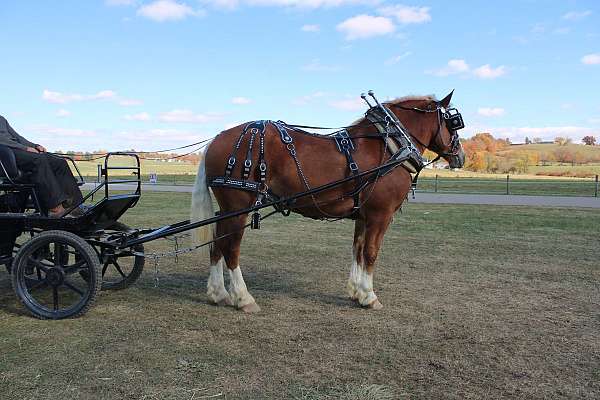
[438,106,464,156]
[443,108,465,131]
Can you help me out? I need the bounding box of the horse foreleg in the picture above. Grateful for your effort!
[217,215,261,313]
[347,218,366,301]
[356,213,392,310]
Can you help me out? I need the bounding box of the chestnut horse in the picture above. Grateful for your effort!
[191,92,465,313]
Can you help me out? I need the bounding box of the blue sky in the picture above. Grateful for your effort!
[0,0,599,152]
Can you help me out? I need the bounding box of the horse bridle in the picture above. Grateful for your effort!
[388,102,464,158]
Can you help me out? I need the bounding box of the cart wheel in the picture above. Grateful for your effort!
[11,230,101,320]
[98,222,145,290]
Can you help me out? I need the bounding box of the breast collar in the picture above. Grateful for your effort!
[364,105,425,174]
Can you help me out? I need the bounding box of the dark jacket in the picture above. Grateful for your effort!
[0,115,38,151]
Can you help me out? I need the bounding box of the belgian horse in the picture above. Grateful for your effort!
[191,92,465,313]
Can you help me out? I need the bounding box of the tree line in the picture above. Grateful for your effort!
[459,133,599,174]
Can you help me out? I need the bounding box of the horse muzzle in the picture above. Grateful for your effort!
[446,147,465,169]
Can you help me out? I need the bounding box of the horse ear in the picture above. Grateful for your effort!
[439,90,454,108]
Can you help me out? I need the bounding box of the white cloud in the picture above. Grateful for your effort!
[562,10,592,21]
[337,14,395,40]
[330,97,365,111]
[42,89,142,106]
[231,97,252,105]
[378,4,431,24]
[202,0,377,10]
[125,112,152,121]
[301,24,320,32]
[158,109,223,123]
[478,107,505,117]
[56,109,71,117]
[581,53,600,65]
[427,60,507,79]
[427,59,470,76]
[302,59,340,72]
[42,89,118,104]
[292,91,328,105]
[43,90,84,104]
[472,64,506,79]
[137,0,204,22]
[385,51,412,65]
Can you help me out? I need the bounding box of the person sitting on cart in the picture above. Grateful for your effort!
[0,115,83,217]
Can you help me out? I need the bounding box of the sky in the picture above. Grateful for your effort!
[0,0,599,152]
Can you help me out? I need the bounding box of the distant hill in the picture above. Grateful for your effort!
[462,133,600,177]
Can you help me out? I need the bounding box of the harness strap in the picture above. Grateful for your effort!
[273,121,293,144]
[225,123,250,177]
[242,122,264,180]
[258,126,267,183]
[334,130,361,210]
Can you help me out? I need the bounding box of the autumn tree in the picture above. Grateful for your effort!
[555,137,568,146]
[582,135,596,146]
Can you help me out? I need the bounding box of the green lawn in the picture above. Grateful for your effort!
[1,192,599,399]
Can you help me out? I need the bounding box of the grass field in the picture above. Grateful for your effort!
[1,192,599,399]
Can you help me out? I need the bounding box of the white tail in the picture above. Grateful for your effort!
[191,145,215,259]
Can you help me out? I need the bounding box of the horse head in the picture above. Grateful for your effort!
[387,91,466,169]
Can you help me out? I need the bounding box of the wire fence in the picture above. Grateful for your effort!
[417,174,599,197]
[83,174,600,198]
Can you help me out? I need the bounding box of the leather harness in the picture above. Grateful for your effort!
[207,106,426,225]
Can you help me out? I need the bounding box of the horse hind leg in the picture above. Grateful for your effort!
[216,215,261,313]
[207,247,233,306]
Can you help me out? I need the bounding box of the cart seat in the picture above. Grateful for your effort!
[0,145,23,183]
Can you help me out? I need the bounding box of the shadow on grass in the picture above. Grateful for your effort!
[131,268,358,310]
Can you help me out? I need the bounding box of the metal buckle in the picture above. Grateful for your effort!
[244,159,252,168]
[227,157,236,166]
[349,162,358,171]
[259,162,267,172]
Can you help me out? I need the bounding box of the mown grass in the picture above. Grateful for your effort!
[1,192,599,399]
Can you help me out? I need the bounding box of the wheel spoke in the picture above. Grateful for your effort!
[63,279,84,296]
[54,243,64,266]
[112,261,127,278]
[52,286,59,311]
[27,257,49,273]
[25,277,49,291]
[63,260,87,275]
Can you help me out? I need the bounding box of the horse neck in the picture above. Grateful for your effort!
[367,107,435,155]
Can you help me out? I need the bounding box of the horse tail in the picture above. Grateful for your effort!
[191,143,215,259]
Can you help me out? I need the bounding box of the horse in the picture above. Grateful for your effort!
[191,91,465,313]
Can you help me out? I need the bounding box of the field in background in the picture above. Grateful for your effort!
[1,192,599,399]
[70,155,600,197]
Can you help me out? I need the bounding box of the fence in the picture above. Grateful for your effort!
[417,174,600,197]
[84,174,600,197]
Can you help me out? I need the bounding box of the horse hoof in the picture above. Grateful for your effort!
[368,299,383,310]
[217,297,233,307]
[241,302,261,313]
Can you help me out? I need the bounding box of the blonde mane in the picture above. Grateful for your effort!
[352,95,437,125]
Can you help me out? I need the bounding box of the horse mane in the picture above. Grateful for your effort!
[352,94,437,125]
[387,94,437,105]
